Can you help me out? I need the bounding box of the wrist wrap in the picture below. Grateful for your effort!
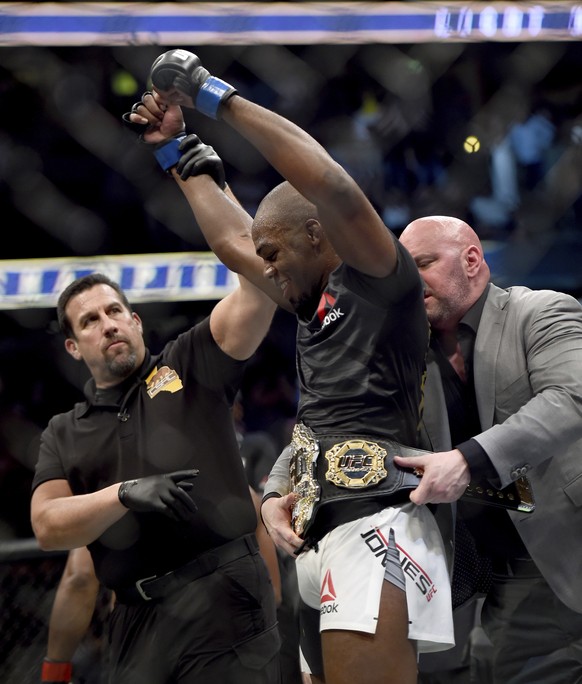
[41,659,72,682]
[153,135,188,173]
[196,77,237,119]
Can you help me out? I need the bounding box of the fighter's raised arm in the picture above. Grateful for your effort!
[124,90,288,311]
[150,49,398,279]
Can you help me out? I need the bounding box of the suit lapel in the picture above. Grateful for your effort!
[474,284,509,429]
[421,357,452,451]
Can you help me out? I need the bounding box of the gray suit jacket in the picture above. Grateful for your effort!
[423,282,582,613]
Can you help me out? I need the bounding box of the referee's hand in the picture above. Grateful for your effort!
[118,470,199,520]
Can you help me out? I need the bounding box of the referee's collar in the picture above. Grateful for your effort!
[76,349,153,417]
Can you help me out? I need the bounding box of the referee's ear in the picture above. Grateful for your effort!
[65,338,82,361]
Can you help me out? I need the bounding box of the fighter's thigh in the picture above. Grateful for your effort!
[296,519,389,634]
[321,580,417,684]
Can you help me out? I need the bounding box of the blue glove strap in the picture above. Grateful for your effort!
[153,135,187,172]
[196,76,236,119]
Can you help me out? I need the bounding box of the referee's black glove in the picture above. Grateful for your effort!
[118,470,199,521]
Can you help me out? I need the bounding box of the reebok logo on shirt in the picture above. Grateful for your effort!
[317,292,344,329]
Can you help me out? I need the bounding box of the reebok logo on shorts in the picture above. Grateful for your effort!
[320,569,338,614]
[320,569,336,602]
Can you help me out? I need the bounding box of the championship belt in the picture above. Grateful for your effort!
[290,423,422,539]
[289,423,536,542]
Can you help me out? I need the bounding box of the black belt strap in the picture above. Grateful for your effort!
[116,534,259,604]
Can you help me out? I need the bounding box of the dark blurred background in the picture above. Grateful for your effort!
[1,3,582,681]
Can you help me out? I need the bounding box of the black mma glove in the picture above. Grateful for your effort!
[150,49,237,120]
[41,658,72,683]
[118,469,199,521]
[175,134,226,187]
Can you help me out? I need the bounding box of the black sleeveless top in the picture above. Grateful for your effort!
[296,239,429,448]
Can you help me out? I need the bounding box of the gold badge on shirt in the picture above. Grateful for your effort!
[145,365,183,398]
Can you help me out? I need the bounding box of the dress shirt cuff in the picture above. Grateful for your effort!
[456,438,498,480]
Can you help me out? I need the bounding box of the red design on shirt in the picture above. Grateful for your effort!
[317,292,336,324]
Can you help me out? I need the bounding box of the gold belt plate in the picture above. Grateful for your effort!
[325,440,388,488]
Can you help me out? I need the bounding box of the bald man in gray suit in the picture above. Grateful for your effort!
[398,216,582,683]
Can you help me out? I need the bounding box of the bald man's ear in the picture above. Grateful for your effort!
[465,245,483,276]
[65,338,82,361]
